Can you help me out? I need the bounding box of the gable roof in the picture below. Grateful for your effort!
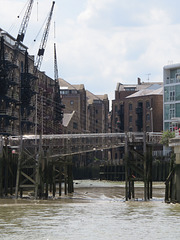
[126,86,163,98]
[62,111,76,127]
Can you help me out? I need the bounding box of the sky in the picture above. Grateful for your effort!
[1,0,180,102]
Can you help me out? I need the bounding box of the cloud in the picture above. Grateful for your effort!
[2,0,180,102]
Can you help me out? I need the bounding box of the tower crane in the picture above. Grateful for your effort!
[12,0,34,63]
[34,1,55,71]
[16,0,34,44]
[54,42,58,81]
[53,42,64,127]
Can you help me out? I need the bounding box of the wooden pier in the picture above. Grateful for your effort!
[0,132,165,200]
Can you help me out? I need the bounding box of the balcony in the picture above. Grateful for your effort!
[0,126,13,135]
[9,77,19,85]
[0,109,11,115]
[6,90,19,101]
[0,109,19,119]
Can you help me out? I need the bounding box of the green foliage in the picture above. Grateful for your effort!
[161,130,175,147]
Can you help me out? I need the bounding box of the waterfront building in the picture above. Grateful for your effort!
[0,28,63,136]
[125,87,163,132]
[163,63,180,131]
[59,78,87,133]
[112,78,163,133]
[111,78,163,164]
[59,78,109,134]
[86,90,109,133]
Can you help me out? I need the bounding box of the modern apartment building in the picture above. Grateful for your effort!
[163,63,180,131]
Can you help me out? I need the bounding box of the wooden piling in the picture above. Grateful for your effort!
[68,164,73,194]
[143,132,147,201]
[0,150,3,197]
[15,136,22,199]
[125,133,128,201]
[59,163,62,196]
[52,163,56,197]
[64,163,67,195]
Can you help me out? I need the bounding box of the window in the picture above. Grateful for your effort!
[146,126,150,132]
[129,127,133,132]
[124,87,136,91]
[169,104,175,119]
[21,61,23,73]
[73,122,78,129]
[176,73,180,83]
[115,105,118,112]
[129,116,132,122]
[176,85,180,101]
[146,101,150,108]
[170,87,175,101]
[146,114,150,121]
[60,90,68,95]
[176,103,180,117]
[129,103,132,111]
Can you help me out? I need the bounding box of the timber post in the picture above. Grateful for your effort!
[143,132,147,201]
[0,137,3,197]
[15,135,22,199]
[59,162,62,196]
[125,132,128,201]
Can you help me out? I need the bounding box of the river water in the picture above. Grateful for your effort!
[0,180,180,240]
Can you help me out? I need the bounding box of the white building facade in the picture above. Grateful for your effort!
[163,63,180,131]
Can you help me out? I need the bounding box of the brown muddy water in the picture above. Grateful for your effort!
[0,180,180,240]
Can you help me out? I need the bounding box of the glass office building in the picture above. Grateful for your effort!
[163,63,180,131]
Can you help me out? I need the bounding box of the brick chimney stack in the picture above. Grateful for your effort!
[138,77,141,85]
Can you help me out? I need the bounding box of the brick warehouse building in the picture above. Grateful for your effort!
[112,78,163,133]
[0,29,63,136]
[125,87,163,132]
[110,78,163,164]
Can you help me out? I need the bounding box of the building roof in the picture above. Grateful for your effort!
[116,78,163,92]
[62,111,76,127]
[86,90,101,104]
[126,86,163,98]
[163,63,180,70]
[58,78,77,90]
[73,84,85,90]
[97,94,108,101]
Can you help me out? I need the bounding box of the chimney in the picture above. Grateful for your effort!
[138,78,141,85]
